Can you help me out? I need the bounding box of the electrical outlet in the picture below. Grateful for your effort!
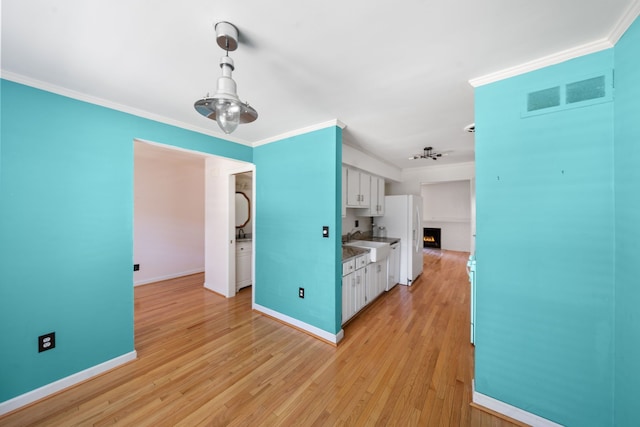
[133,264,140,271]
[299,287,305,298]
[38,332,55,353]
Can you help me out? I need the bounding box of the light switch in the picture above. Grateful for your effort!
[322,226,329,238]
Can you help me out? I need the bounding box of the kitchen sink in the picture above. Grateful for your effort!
[343,240,390,262]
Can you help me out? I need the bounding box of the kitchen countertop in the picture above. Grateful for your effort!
[341,245,369,261]
[341,235,401,261]
[237,233,252,242]
[367,236,400,245]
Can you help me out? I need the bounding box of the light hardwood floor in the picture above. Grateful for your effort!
[1,249,522,426]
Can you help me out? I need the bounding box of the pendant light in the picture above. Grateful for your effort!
[194,22,258,134]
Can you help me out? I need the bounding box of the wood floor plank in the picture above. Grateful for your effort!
[0,250,523,426]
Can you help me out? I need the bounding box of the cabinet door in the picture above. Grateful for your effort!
[368,260,384,298]
[354,268,366,313]
[378,261,388,296]
[359,173,371,207]
[362,176,385,216]
[368,177,379,215]
[236,242,252,290]
[365,264,375,304]
[346,169,361,207]
[342,272,355,324]
[376,177,385,216]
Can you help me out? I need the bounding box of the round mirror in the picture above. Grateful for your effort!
[235,192,250,228]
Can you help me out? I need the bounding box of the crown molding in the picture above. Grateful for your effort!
[253,119,346,147]
[402,160,476,174]
[609,0,640,44]
[0,70,252,147]
[468,38,613,87]
[469,1,640,87]
[1,70,347,150]
[343,141,403,172]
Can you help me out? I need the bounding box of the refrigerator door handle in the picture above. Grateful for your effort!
[414,207,421,252]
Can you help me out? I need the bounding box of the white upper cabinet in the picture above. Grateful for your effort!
[356,175,385,216]
[346,168,371,207]
[369,176,385,216]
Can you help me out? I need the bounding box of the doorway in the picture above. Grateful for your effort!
[234,171,254,294]
[133,139,254,298]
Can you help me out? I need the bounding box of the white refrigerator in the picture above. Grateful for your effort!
[377,195,423,286]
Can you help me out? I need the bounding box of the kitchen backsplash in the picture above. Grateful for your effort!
[342,209,372,236]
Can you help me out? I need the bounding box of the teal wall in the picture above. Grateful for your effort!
[475,50,616,426]
[613,16,640,427]
[253,127,342,335]
[0,80,251,402]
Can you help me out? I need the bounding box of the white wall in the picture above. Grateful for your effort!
[422,180,471,252]
[134,145,205,285]
[342,209,373,238]
[387,161,475,195]
[387,162,475,253]
[422,180,471,222]
[203,158,253,298]
[343,144,402,182]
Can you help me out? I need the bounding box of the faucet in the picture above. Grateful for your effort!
[237,228,245,239]
[345,229,362,243]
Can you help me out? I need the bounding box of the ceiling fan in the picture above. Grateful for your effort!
[408,147,448,161]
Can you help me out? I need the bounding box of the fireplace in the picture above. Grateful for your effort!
[423,228,441,249]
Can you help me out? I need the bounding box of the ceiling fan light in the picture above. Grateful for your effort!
[409,146,447,161]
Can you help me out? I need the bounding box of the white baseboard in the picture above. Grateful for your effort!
[0,350,137,416]
[472,381,563,427]
[134,269,204,286]
[253,303,344,345]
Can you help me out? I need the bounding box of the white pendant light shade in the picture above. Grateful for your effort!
[194,22,258,134]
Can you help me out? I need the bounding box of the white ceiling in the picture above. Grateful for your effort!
[2,0,638,170]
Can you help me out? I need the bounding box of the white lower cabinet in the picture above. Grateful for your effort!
[354,267,366,314]
[342,271,355,324]
[343,252,395,325]
[342,254,370,324]
[372,260,388,297]
[365,264,376,306]
[236,240,252,292]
